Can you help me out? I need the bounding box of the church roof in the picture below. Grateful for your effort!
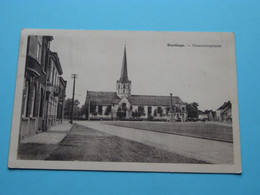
[86,91,121,105]
[86,91,184,106]
[129,95,183,106]
[118,45,130,83]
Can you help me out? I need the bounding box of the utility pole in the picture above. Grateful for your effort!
[70,74,78,124]
[170,93,174,123]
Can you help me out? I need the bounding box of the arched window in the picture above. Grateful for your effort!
[25,81,31,117]
[30,84,36,117]
[33,84,37,117]
[23,80,29,117]
[39,88,44,117]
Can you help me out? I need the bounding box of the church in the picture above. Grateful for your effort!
[85,45,187,121]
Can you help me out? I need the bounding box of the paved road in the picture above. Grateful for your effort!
[18,123,206,163]
[76,121,234,164]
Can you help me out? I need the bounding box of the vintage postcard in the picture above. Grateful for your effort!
[8,29,242,173]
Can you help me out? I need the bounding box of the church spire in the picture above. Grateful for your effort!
[119,44,129,82]
[116,44,131,97]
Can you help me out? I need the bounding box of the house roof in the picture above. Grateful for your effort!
[222,106,231,114]
[59,77,67,87]
[50,51,63,75]
[217,101,231,110]
[86,91,184,106]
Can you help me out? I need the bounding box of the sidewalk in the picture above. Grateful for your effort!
[20,122,72,145]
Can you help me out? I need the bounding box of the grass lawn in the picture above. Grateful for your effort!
[104,121,233,143]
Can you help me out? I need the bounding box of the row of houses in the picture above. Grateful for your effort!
[198,101,232,122]
[20,36,67,140]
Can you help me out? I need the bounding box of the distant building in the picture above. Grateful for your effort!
[216,101,232,122]
[198,110,216,121]
[20,36,66,140]
[85,45,187,121]
[198,110,208,121]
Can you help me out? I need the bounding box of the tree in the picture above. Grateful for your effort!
[186,102,199,120]
[79,103,88,118]
[64,98,80,118]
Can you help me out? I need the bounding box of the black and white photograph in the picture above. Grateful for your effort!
[8,29,241,173]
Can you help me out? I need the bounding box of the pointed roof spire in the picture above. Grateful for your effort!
[119,44,130,82]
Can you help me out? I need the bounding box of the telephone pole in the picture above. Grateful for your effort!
[70,74,78,124]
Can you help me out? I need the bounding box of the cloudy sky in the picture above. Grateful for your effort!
[49,30,236,111]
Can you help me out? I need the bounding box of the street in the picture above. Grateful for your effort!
[76,121,234,164]
[18,122,207,163]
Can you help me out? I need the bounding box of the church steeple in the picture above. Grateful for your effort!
[117,44,131,97]
[119,44,129,82]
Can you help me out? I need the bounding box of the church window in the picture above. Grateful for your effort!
[158,107,163,117]
[138,106,145,115]
[98,106,103,115]
[148,107,152,115]
[158,107,162,114]
[153,109,157,117]
[105,106,111,115]
[90,104,97,114]
[122,103,127,111]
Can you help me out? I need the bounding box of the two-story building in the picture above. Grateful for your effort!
[216,101,232,122]
[20,36,66,140]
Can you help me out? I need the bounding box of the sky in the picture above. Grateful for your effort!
[49,30,236,111]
